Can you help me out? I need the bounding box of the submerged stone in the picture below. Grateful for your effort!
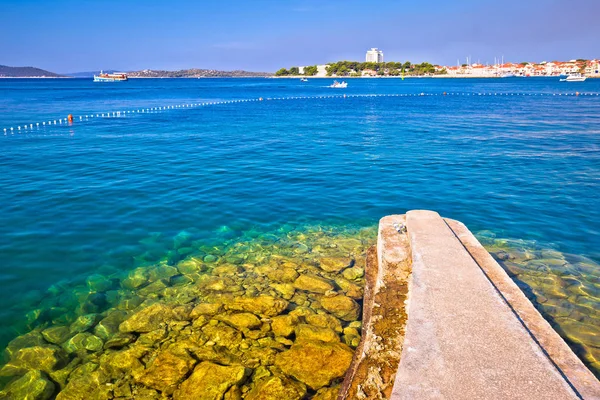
[293,275,334,294]
[320,294,360,321]
[41,326,71,345]
[217,312,262,330]
[270,315,296,337]
[275,340,354,390]
[319,257,352,273]
[137,349,196,394]
[342,265,365,281]
[313,385,341,400]
[0,369,55,400]
[245,375,307,400]
[93,310,128,339]
[295,324,340,343]
[121,267,149,289]
[69,314,99,334]
[1,345,68,376]
[86,274,113,293]
[119,303,180,333]
[174,361,247,400]
[228,295,288,317]
[190,302,223,318]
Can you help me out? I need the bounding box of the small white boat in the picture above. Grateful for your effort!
[560,74,587,82]
[501,73,516,78]
[93,71,128,82]
[300,78,308,82]
[329,80,348,88]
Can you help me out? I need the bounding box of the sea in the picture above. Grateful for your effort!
[1,77,599,380]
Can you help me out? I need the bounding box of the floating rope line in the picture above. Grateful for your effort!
[3,92,599,135]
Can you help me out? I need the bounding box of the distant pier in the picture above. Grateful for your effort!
[340,210,600,399]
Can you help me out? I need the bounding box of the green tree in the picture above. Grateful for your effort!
[303,65,318,76]
[275,68,289,76]
[289,67,300,75]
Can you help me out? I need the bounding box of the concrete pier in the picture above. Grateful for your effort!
[341,210,600,400]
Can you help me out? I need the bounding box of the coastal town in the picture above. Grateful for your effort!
[276,48,600,78]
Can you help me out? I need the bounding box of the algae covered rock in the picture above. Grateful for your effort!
[295,324,340,343]
[245,375,307,400]
[342,265,364,281]
[174,361,247,400]
[137,349,196,394]
[275,340,354,390]
[313,385,341,400]
[228,295,288,317]
[202,323,242,346]
[270,315,296,337]
[41,326,71,345]
[0,369,55,400]
[293,275,334,294]
[217,312,262,330]
[119,302,180,333]
[320,294,360,321]
[319,257,352,273]
[0,345,68,376]
[190,302,223,318]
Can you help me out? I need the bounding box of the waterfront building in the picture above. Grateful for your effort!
[365,48,384,63]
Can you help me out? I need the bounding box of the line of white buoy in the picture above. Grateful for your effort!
[3,92,599,135]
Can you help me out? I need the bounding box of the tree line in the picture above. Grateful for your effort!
[275,61,446,77]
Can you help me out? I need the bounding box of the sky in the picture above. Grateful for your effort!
[1,0,599,73]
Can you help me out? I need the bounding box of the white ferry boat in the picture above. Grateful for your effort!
[329,80,348,88]
[93,71,128,82]
[560,74,587,82]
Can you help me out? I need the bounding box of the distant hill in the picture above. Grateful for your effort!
[0,65,62,78]
[63,70,119,78]
[128,68,273,78]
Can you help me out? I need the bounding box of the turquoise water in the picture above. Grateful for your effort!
[1,78,600,371]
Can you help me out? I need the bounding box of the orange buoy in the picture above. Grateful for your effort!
[259,97,263,101]
[67,114,74,123]
[443,92,447,96]
[576,92,580,96]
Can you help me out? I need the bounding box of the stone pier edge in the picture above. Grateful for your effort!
[340,212,600,400]
[445,217,600,399]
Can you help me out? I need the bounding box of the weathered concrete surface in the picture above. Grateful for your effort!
[446,217,600,400]
[338,215,410,399]
[391,210,586,400]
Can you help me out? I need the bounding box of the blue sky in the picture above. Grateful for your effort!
[1,0,598,73]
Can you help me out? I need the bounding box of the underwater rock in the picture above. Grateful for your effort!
[293,275,334,294]
[334,277,363,299]
[202,323,243,347]
[320,294,360,321]
[271,283,296,300]
[190,302,223,318]
[228,295,288,317]
[173,361,247,400]
[49,357,81,389]
[217,312,262,330]
[274,340,354,390]
[213,264,243,276]
[0,369,55,400]
[313,385,341,400]
[148,264,179,282]
[86,274,113,293]
[63,332,104,353]
[270,315,296,337]
[119,303,181,333]
[0,345,68,376]
[200,276,242,292]
[177,257,205,274]
[93,310,129,340]
[41,326,71,345]
[103,333,136,349]
[245,375,307,400]
[137,349,197,394]
[137,279,169,297]
[121,267,149,290]
[55,367,110,400]
[295,324,340,343]
[192,345,242,366]
[342,266,365,281]
[69,313,100,334]
[319,257,352,273]
[305,314,343,333]
[266,267,299,283]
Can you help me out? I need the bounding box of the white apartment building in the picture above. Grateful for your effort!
[365,48,384,63]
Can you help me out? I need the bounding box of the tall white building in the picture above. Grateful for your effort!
[365,48,384,63]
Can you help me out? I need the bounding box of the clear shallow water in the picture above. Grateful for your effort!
[1,78,600,384]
